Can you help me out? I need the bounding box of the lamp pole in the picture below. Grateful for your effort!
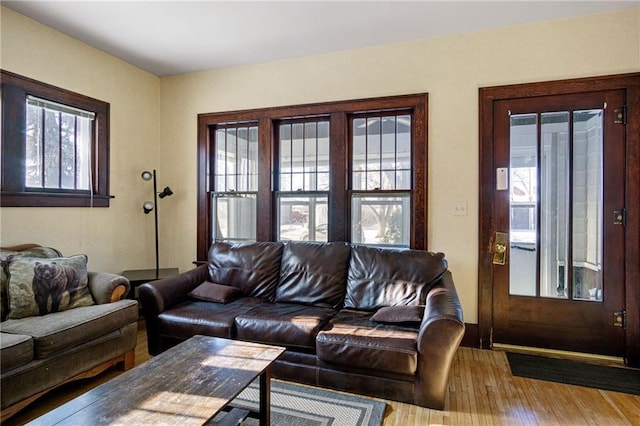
[152,169,159,278]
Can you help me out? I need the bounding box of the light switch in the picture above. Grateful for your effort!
[452,202,467,216]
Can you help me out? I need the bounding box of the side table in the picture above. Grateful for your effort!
[121,267,179,299]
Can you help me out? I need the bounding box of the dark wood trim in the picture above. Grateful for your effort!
[329,112,348,242]
[0,70,111,207]
[413,99,428,251]
[196,93,429,261]
[461,323,479,348]
[258,117,274,242]
[196,120,211,261]
[478,73,640,366]
[625,80,640,367]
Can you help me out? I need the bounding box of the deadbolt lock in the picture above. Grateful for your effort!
[493,232,508,265]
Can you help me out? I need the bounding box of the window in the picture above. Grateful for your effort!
[1,70,111,207]
[351,114,412,247]
[211,124,259,243]
[197,94,427,260]
[277,120,330,242]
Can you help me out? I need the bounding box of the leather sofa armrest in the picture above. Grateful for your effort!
[88,272,131,304]
[414,270,465,409]
[138,264,209,317]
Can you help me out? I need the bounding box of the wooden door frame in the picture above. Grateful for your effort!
[478,73,640,367]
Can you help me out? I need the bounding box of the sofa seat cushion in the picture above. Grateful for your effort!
[0,332,33,370]
[235,303,336,350]
[316,309,419,376]
[158,297,264,339]
[275,241,351,309]
[0,299,138,359]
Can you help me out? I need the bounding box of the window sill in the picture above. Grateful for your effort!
[0,192,114,207]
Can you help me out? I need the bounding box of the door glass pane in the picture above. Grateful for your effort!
[540,112,570,299]
[509,114,537,296]
[572,109,603,301]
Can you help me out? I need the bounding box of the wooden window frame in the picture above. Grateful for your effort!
[197,93,428,261]
[274,117,331,242]
[349,111,414,247]
[1,70,111,207]
[211,122,260,243]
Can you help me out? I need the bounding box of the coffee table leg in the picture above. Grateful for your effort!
[259,368,271,426]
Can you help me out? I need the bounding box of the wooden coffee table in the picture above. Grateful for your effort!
[27,336,285,425]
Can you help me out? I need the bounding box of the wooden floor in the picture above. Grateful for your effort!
[5,320,640,425]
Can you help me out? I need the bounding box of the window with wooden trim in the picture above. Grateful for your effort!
[197,94,428,260]
[211,123,259,243]
[277,119,330,242]
[351,113,412,247]
[1,70,111,207]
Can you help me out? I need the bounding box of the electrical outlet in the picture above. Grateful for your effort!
[452,202,467,216]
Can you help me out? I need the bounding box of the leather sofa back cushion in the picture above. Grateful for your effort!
[208,242,283,301]
[345,245,447,310]
[275,241,351,309]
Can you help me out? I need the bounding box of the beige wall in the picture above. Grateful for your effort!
[2,6,639,322]
[0,7,161,273]
[159,8,639,323]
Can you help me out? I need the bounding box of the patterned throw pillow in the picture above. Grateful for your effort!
[0,250,20,321]
[6,255,95,319]
[1,247,63,322]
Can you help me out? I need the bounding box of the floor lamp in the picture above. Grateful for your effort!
[141,169,173,278]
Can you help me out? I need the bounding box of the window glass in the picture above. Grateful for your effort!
[352,113,412,247]
[278,195,328,242]
[26,97,94,191]
[277,119,330,242]
[351,194,410,247]
[212,124,258,242]
[212,193,257,242]
[279,120,330,192]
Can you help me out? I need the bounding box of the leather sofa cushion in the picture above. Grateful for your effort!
[316,309,418,376]
[345,245,447,310]
[158,297,263,339]
[0,299,138,359]
[235,303,336,350]
[188,281,242,303]
[208,242,283,301]
[275,241,351,309]
[370,305,424,325]
[0,332,33,370]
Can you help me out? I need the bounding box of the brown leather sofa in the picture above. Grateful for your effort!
[139,241,464,409]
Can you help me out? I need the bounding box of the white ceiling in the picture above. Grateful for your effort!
[3,1,638,77]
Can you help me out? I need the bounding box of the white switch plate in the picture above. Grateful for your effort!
[452,202,468,216]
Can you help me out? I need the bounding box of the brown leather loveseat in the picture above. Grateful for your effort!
[139,241,464,409]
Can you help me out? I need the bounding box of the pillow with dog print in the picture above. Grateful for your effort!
[6,255,94,319]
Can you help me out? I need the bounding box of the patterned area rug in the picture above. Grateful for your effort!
[211,380,386,426]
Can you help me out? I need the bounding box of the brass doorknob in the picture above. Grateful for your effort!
[493,232,508,265]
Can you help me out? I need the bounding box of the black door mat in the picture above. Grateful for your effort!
[506,351,640,396]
